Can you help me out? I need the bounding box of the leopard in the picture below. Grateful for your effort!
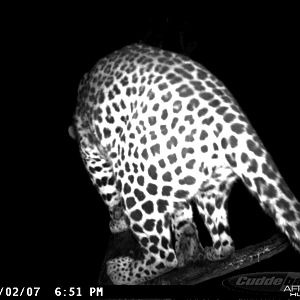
[69,43,300,285]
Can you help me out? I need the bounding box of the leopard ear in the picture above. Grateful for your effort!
[68,125,77,140]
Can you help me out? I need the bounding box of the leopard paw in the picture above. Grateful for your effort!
[109,216,129,233]
[204,244,234,261]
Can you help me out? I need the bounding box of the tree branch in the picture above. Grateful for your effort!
[98,230,289,285]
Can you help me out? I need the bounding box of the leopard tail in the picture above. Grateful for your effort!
[230,131,300,252]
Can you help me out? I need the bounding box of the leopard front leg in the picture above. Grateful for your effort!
[108,199,129,233]
[77,127,129,234]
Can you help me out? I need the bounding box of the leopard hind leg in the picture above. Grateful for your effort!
[172,201,205,266]
[107,216,178,284]
[194,168,237,261]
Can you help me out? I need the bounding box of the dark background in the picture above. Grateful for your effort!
[2,5,299,298]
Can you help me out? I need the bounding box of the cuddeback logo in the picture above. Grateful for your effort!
[222,272,300,296]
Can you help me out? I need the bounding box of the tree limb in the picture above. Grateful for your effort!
[98,230,289,285]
